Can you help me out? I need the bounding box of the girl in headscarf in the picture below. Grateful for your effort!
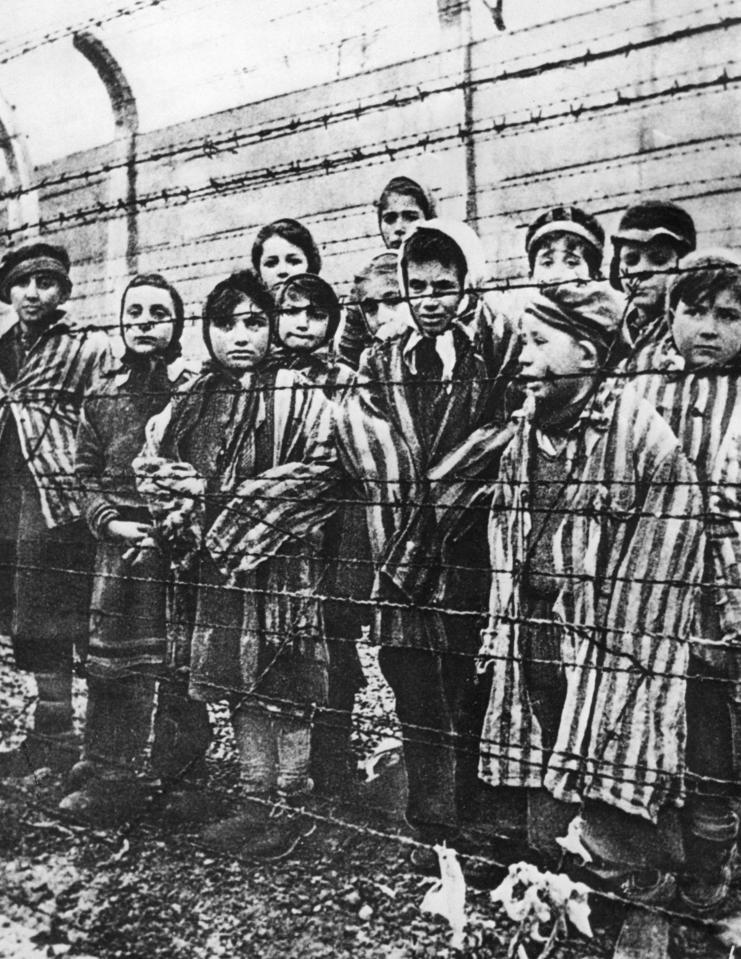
[62,273,196,825]
[138,270,341,857]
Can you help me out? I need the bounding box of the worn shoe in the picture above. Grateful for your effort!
[0,731,80,778]
[200,801,272,853]
[240,812,307,859]
[618,869,677,906]
[59,779,147,826]
[156,785,213,824]
[66,760,100,792]
[678,852,735,915]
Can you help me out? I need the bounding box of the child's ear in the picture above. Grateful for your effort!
[576,339,600,371]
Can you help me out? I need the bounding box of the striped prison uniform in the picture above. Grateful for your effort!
[478,379,704,823]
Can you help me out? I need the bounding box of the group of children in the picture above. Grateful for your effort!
[1,174,740,916]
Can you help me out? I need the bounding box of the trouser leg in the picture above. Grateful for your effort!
[84,675,155,779]
[231,702,277,796]
[378,644,457,840]
[150,674,211,784]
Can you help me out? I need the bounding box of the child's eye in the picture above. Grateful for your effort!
[151,308,171,321]
[281,306,303,317]
[401,211,421,223]
[382,213,398,225]
[211,315,235,330]
[382,295,401,307]
[362,299,379,316]
[308,309,329,323]
[262,257,279,268]
[286,254,304,265]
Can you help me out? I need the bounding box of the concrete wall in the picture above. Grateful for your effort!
[8,0,739,354]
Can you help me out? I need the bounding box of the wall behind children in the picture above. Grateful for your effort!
[0,0,738,357]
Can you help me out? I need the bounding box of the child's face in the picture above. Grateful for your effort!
[209,295,271,372]
[278,290,330,352]
[122,285,176,356]
[259,236,309,291]
[406,260,463,337]
[359,271,407,337]
[532,236,592,285]
[9,271,65,325]
[618,239,680,316]
[518,314,594,408]
[672,287,741,369]
[380,193,425,250]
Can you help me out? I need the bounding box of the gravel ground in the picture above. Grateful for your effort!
[0,638,731,959]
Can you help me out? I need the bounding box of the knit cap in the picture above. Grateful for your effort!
[523,282,625,357]
[0,242,72,304]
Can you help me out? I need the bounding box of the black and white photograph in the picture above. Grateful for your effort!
[0,1,739,956]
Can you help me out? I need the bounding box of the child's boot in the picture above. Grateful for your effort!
[0,670,78,777]
[679,804,738,914]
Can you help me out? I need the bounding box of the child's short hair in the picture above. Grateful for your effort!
[203,271,274,360]
[251,218,322,275]
[609,199,696,291]
[351,252,398,300]
[526,206,604,276]
[667,251,741,314]
[0,242,72,303]
[376,176,436,219]
[277,273,341,344]
[120,273,185,363]
[401,228,467,286]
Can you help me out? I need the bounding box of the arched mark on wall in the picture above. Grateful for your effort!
[0,91,39,243]
[73,31,139,274]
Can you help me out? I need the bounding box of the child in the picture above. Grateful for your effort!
[140,270,339,857]
[251,218,322,292]
[525,205,604,286]
[338,251,413,369]
[0,243,111,776]
[58,273,203,823]
[376,175,435,251]
[608,199,696,367]
[273,272,365,795]
[336,220,515,868]
[477,282,704,903]
[632,251,741,911]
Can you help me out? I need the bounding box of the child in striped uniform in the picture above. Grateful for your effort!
[0,243,111,776]
[478,282,704,904]
[632,251,741,912]
[139,271,340,857]
[608,199,696,370]
[272,273,366,796]
[336,220,516,869]
[59,274,202,824]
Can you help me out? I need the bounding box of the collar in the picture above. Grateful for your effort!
[402,326,463,386]
[112,356,189,388]
[515,379,618,454]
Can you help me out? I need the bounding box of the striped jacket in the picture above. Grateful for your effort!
[334,323,494,648]
[633,335,741,647]
[479,379,704,821]
[0,312,112,528]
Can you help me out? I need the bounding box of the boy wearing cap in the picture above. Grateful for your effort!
[609,199,696,367]
[0,243,111,775]
[633,251,741,911]
[337,220,515,867]
[478,282,703,902]
[525,205,605,287]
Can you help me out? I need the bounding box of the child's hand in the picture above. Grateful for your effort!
[104,520,152,543]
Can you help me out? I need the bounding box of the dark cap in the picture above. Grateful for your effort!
[609,200,696,291]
